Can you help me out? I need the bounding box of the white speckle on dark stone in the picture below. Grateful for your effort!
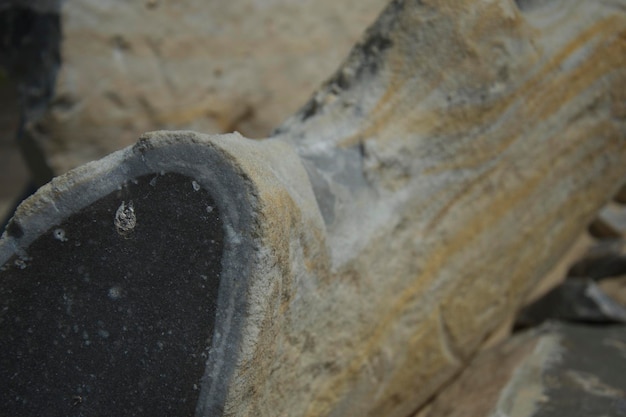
[192,180,201,191]
[108,286,123,300]
[53,228,68,242]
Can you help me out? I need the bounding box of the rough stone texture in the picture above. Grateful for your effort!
[420,323,626,417]
[1,0,626,416]
[265,0,626,415]
[9,0,388,175]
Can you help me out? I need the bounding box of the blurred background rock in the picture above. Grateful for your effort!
[0,0,389,222]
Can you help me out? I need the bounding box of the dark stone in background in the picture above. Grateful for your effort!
[422,322,626,417]
[0,172,223,416]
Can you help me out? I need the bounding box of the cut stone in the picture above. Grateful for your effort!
[0,172,223,416]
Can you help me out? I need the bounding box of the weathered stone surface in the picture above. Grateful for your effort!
[420,323,626,417]
[0,131,323,416]
[1,0,626,416]
[6,0,387,175]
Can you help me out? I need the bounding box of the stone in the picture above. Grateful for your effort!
[517,233,626,328]
[0,131,321,417]
[419,322,626,417]
[568,238,626,280]
[0,172,223,416]
[515,278,626,328]
[1,0,626,416]
[589,202,626,238]
[1,0,388,176]
[614,183,626,204]
[599,275,626,307]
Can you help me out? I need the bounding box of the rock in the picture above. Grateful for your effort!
[599,275,626,307]
[0,131,318,416]
[517,235,626,327]
[1,0,626,416]
[0,0,58,184]
[614,183,626,204]
[589,202,626,238]
[0,172,224,415]
[568,239,626,280]
[420,322,626,417]
[2,0,388,175]
[0,78,28,222]
[516,279,626,328]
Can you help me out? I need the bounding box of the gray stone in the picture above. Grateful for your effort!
[516,279,626,328]
[421,323,626,417]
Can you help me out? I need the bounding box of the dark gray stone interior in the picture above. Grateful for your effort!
[0,172,223,416]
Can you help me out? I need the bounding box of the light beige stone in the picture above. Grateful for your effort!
[30,0,388,173]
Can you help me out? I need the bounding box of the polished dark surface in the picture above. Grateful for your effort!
[0,172,223,416]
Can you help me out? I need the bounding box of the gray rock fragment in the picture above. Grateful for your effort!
[421,323,626,417]
[516,279,626,328]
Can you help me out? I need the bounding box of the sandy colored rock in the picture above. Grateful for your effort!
[11,0,388,175]
[1,0,626,416]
